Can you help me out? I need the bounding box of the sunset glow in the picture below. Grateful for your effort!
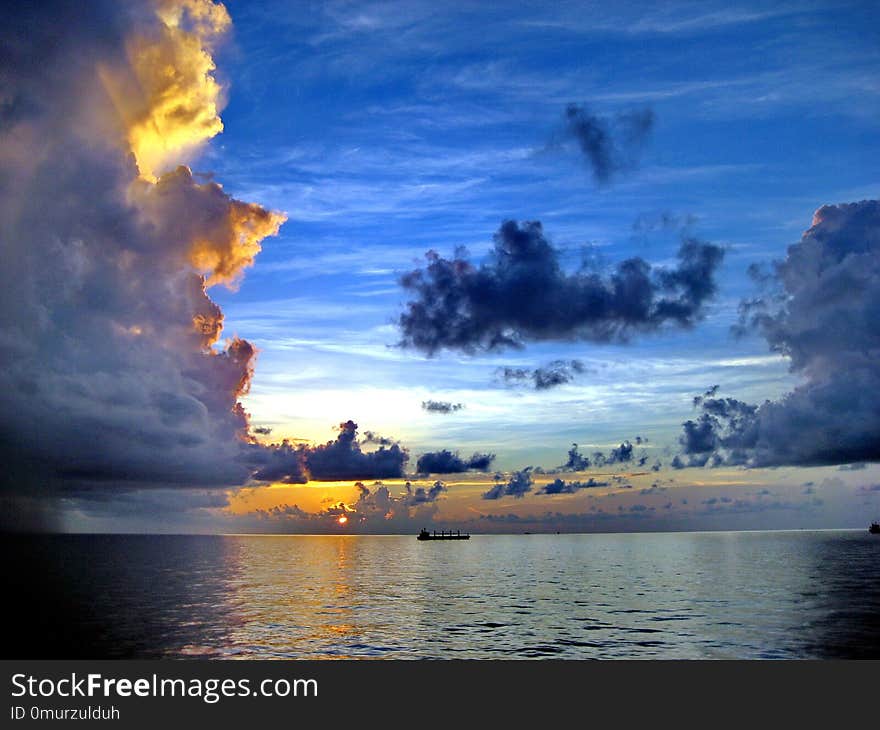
[1,0,878,539]
[5,0,880,676]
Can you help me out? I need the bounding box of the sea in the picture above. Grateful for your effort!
[5,529,880,659]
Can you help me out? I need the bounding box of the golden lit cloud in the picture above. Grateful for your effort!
[189,190,288,287]
[101,0,231,180]
[130,165,286,288]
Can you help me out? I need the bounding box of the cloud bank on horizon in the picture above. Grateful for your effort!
[253,479,448,533]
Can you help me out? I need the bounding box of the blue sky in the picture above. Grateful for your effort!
[4,0,878,534]
[202,0,877,470]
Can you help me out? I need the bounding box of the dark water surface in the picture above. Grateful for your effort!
[5,530,880,659]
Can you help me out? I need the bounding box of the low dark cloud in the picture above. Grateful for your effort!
[677,200,880,468]
[498,359,587,390]
[537,477,609,494]
[562,443,592,471]
[482,468,534,500]
[607,441,634,464]
[421,400,464,414]
[404,480,447,505]
[416,449,495,474]
[558,441,647,471]
[556,104,654,184]
[398,220,724,355]
[252,426,272,435]
[252,421,408,483]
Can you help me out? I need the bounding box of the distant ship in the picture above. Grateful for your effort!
[418,528,470,541]
[870,522,880,535]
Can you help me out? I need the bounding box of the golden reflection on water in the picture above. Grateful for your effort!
[217,536,411,659]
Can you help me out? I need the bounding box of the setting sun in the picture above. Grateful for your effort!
[337,515,348,525]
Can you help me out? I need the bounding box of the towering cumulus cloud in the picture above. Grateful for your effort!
[398,220,724,355]
[0,0,285,528]
[677,200,880,468]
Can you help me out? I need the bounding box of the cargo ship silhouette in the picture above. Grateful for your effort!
[418,528,470,540]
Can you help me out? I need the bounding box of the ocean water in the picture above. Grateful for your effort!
[5,530,880,659]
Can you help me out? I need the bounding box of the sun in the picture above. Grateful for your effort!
[337,515,348,525]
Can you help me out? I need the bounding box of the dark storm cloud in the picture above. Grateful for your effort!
[398,220,724,355]
[556,104,654,184]
[498,359,587,390]
[68,488,230,519]
[252,421,408,483]
[248,441,308,484]
[416,449,495,474]
[482,468,534,500]
[0,0,293,529]
[677,200,880,468]
[421,400,464,414]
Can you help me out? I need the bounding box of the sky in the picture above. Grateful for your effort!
[1,0,879,534]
